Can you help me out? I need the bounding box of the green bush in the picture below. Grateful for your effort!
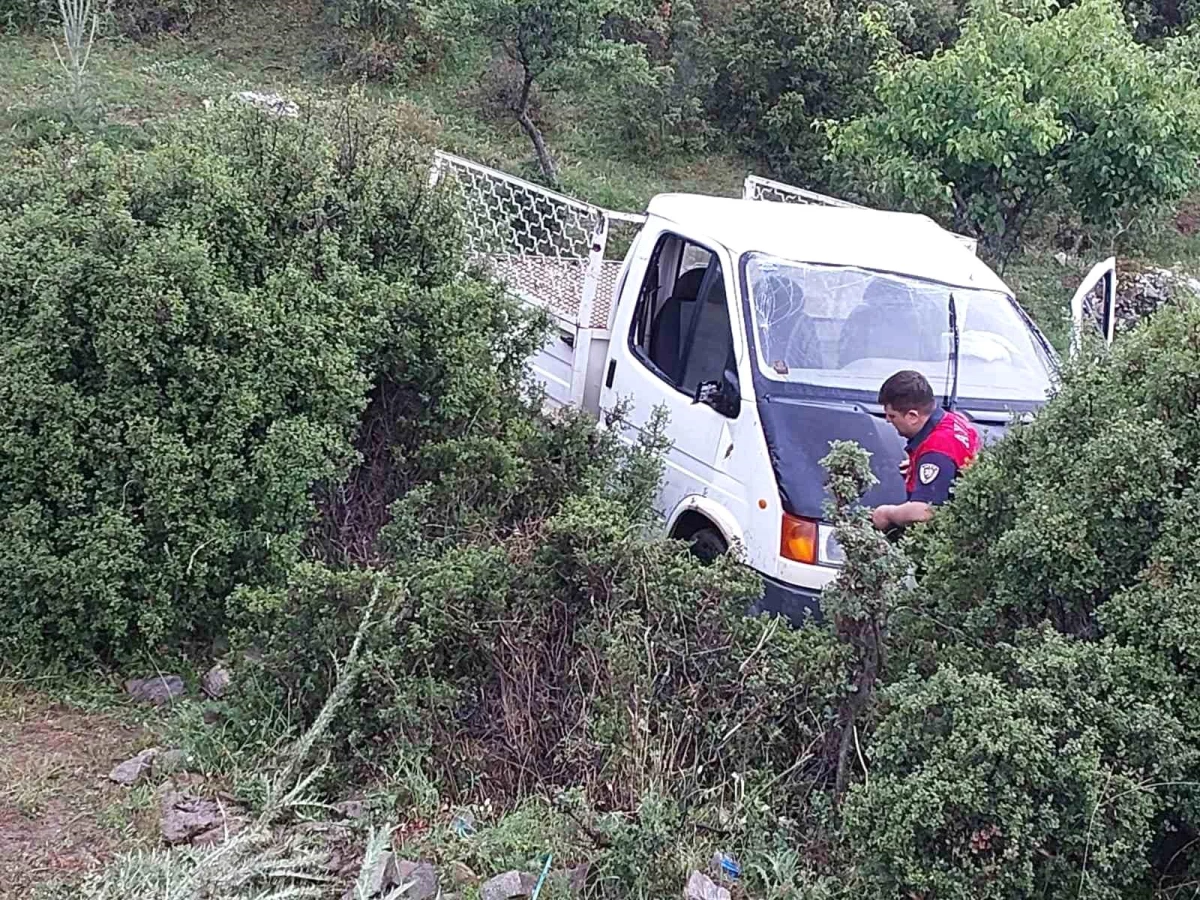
[585,0,716,159]
[321,0,467,81]
[224,405,854,897]
[0,0,51,31]
[702,0,894,184]
[827,0,1200,250]
[1121,0,1198,38]
[112,0,221,38]
[0,97,542,663]
[850,296,1200,894]
[324,0,425,36]
[846,630,1195,899]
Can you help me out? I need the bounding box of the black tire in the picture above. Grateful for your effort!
[688,527,728,564]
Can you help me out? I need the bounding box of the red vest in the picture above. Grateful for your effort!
[904,409,980,495]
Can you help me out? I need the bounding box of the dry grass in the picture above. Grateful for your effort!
[0,683,158,899]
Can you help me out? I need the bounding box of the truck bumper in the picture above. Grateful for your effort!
[748,574,824,627]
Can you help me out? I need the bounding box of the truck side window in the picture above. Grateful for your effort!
[629,235,735,408]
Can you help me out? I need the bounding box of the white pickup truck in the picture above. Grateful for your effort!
[429,152,1117,623]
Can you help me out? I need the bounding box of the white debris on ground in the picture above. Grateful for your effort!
[232,91,300,118]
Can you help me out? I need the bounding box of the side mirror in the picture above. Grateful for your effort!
[694,369,741,418]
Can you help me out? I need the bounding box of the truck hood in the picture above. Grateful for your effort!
[757,394,1017,518]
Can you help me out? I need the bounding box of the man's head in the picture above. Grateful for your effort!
[879,370,936,439]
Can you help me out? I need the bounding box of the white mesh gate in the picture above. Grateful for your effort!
[742,174,864,210]
[430,151,645,332]
[742,173,980,256]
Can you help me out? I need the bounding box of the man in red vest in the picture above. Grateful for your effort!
[870,369,980,532]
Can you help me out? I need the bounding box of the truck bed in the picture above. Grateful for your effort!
[488,254,624,331]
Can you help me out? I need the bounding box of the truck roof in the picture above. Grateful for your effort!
[645,194,1010,295]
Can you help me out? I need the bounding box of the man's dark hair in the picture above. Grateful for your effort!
[879,370,935,413]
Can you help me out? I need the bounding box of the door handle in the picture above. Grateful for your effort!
[605,360,617,388]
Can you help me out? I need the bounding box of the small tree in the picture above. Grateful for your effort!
[819,440,912,799]
[826,0,1200,253]
[474,0,619,185]
[53,0,99,99]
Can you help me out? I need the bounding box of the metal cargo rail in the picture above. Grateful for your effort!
[742,174,980,256]
[429,151,645,334]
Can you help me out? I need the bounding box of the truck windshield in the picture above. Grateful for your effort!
[744,254,1054,403]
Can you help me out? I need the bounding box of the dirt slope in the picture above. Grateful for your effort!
[0,686,157,899]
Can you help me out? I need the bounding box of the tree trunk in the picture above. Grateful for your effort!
[515,69,558,187]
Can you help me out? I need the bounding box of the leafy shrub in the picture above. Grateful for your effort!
[325,0,424,36]
[846,630,1195,899]
[855,296,1200,893]
[703,0,893,184]
[827,0,1200,250]
[3,102,156,150]
[113,0,221,38]
[587,0,715,158]
[0,0,51,31]
[1121,0,1198,38]
[322,0,473,81]
[225,404,853,896]
[0,96,539,663]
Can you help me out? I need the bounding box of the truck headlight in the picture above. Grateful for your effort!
[781,515,844,568]
[818,524,844,567]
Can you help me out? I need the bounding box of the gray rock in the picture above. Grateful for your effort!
[201,663,231,699]
[684,870,730,900]
[481,870,539,900]
[108,748,158,785]
[395,860,440,900]
[447,861,479,887]
[153,748,190,776]
[125,675,185,705]
[160,790,244,845]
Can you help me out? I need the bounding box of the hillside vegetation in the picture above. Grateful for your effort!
[2,0,1200,898]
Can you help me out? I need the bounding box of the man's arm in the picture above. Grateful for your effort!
[871,452,959,531]
[871,501,933,530]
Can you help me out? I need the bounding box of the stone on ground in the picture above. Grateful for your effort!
[107,748,158,785]
[234,90,300,118]
[395,860,440,900]
[152,748,190,776]
[201,663,232,699]
[124,675,185,705]
[159,789,244,845]
[481,870,539,900]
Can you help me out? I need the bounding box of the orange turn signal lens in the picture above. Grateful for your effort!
[780,513,818,565]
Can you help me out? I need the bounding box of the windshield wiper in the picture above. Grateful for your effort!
[944,292,960,411]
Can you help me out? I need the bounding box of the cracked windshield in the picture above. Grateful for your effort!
[745,255,1055,403]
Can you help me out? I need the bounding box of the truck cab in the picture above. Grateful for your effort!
[598,195,1067,622]
[429,152,1117,624]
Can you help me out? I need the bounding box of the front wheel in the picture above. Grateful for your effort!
[688,527,728,564]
